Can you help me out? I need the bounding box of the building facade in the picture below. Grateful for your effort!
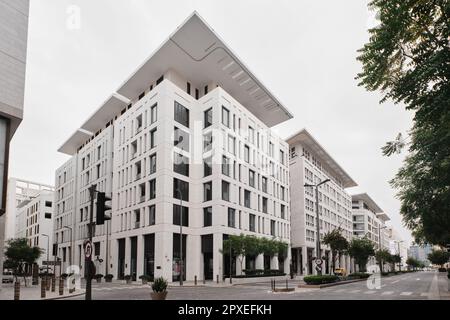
[53,12,292,282]
[287,129,356,276]
[408,244,433,266]
[0,0,30,285]
[15,190,55,267]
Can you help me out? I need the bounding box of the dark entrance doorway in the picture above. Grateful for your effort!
[202,234,213,280]
[222,234,236,279]
[130,237,137,281]
[118,239,125,280]
[173,233,187,282]
[307,248,314,275]
[144,234,155,279]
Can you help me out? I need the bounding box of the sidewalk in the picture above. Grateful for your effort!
[0,283,85,300]
[438,273,450,300]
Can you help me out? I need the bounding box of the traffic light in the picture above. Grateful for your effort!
[96,192,112,225]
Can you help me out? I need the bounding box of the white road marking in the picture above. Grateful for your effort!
[381,291,394,295]
[334,289,346,293]
[420,293,428,297]
[364,291,376,294]
[400,292,413,296]
[392,280,400,284]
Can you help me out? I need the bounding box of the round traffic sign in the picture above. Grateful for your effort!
[315,259,323,265]
[84,240,92,259]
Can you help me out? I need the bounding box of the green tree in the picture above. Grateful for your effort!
[243,236,264,263]
[348,237,375,272]
[356,0,450,246]
[4,238,43,286]
[375,249,392,273]
[259,238,278,258]
[221,234,246,274]
[322,228,349,273]
[406,256,420,270]
[427,249,450,267]
[275,241,289,262]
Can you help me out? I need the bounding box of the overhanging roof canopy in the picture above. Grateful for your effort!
[376,212,391,222]
[286,128,357,188]
[81,94,130,133]
[352,193,383,214]
[116,12,293,127]
[58,129,92,155]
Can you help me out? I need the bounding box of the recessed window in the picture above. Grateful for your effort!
[173,178,189,201]
[262,197,268,213]
[45,201,52,207]
[149,154,156,174]
[203,181,212,202]
[249,214,256,232]
[204,85,208,95]
[249,170,255,188]
[174,101,190,128]
[150,128,157,149]
[262,177,268,193]
[244,145,250,163]
[244,190,251,208]
[228,208,235,228]
[45,213,52,219]
[203,132,212,152]
[173,152,189,177]
[187,82,191,95]
[173,204,188,227]
[222,106,230,128]
[228,136,236,155]
[149,205,156,225]
[204,108,212,128]
[150,103,157,124]
[248,126,255,144]
[270,220,276,236]
[222,156,230,177]
[281,204,286,219]
[174,127,189,151]
[156,75,164,85]
[203,207,212,227]
[204,156,212,177]
[222,180,230,201]
[149,179,156,199]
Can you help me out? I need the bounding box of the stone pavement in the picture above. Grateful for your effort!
[0,282,84,300]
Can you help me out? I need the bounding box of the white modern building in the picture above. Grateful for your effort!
[387,226,409,267]
[287,129,356,276]
[53,12,292,282]
[0,0,30,285]
[15,190,55,267]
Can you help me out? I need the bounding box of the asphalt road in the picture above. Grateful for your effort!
[64,271,446,300]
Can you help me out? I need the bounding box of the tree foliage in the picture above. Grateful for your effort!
[375,249,392,273]
[322,228,349,272]
[4,238,43,284]
[348,237,375,272]
[427,249,450,267]
[356,0,450,246]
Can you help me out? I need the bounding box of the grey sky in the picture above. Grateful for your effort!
[9,0,414,244]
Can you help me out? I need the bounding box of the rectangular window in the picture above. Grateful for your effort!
[45,213,52,219]
[203,181,212,202]
[173,178,189,201]
[173,152,189,177]
[187,82,191,95]
[280,150,285,165]
[94,242,101,256]
[204,108,212,128]
[249,214,256,232]
[149,205,156,225]
[203,156,212,177]
[248,126,255,144]
[174,101,190,128]
[203,132,212,152]
[244,145,250,163]
[149,154,156,174]
[156,75,164,85]
[203,207,212,227]
[150,128,157,149]
[222,155,230,176]
[222,106,230,128]
[270,220,276,236]
[244,190,251,208]
[262,177,267,193]
[228,208,235,228]
[45,201,52,207]
[228,135,236,155]
[281,204,286,219]
[280,186,285,201]
[173,204,188,227]
[249,170,255,188]
[149,179,156,199]
[174,127,189,151]
[150,103,157,124]
[222,180,230,201]
[204,85,208,95]
[195,89,199,99]
[262,197,268,213]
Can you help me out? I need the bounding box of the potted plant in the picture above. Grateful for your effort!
[124,275,132,284]
[139,275,152,285]
[104,274,113,283]
[94,274,103,283]
[151,277,168,300]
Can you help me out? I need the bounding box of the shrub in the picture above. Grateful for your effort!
[381,272,390,276]
[152,277,168,293]
[347,272,370,279]
[124,275,132,280]
[438,267,447,272]
[303,275,339,285]
[139,275,153,281]
[94,274,103,279]
[235,269,285,278]
[104,274,113,280]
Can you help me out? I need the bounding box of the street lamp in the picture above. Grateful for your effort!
[395,240,404,271]
[41,234,50,275]
[63,226,73,268]
[304,178,330,275]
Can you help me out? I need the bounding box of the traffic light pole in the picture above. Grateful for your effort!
[86,184,97,300]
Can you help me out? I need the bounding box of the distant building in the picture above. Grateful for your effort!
[387,226,408,267]
[408,244,433,266]
[15,190,55,267]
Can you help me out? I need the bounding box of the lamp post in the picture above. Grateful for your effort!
[396,240,404,271]
[304,178,330,275]
[63,226,73,268]
[42,234,50,275]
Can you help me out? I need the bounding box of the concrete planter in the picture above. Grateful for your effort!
[151,291,168,300]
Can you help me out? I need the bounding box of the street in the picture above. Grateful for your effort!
[63,271,449,301]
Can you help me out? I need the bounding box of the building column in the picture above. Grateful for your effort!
[301,246,308,275]
[187,234,200,281]
[125,237,131,276]
[270,255,279,270]
[154,231,172,281]
[255,254,264,270]
[136,235,144,279]
[236,255,245,276]
[213,233,223,282]
[110,239,117,278]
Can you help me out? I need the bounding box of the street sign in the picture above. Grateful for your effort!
[315,258,323,265]
[315,265,322,272]
[84,240,92,259]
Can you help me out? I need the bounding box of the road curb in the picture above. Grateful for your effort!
[298,278,367,289]
[42,290,86,300]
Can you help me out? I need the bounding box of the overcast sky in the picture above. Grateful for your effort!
[10,0,414,244]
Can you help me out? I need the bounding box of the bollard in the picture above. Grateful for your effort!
[46,276,50,291]
[286,279,288,289]
[51,275,56,292]
[216,275,219,284]
[194,275,197,286]
[59,278,64,296]
[14,282,20,300]
[203,277,206,285]
[41,278,46,298]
